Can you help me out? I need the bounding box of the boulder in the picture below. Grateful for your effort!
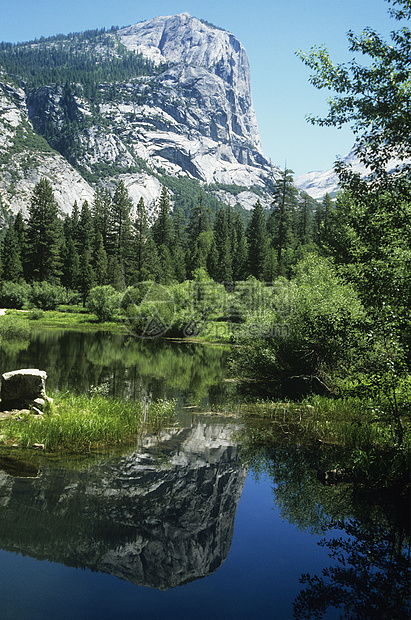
[0,369,50,410]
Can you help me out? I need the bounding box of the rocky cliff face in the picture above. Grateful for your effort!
[0,77,95,215]
[0,13,278,217]
[0,419,247,589]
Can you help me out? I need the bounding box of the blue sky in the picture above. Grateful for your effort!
[0,0,397,176]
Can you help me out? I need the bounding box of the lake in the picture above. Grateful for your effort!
[0,329,409,619]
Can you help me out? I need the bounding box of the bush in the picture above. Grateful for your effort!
[231,254,368,390]
[0,281,31,309]
[86,285,122,322]
[31,281,66,310]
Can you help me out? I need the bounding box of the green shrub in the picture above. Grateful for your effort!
[31,281,66,310]
[231,254,368,388]
[0,281,31,309]
[28,308,45,320]
[86,285,122,322]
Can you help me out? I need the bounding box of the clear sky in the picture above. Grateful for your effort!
[0,0,398,176]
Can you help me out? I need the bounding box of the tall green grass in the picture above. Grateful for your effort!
[0,315,30,340]
[0,392,176,452]
[240,395,409,450]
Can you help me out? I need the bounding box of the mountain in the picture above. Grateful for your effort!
[295,148,410,200]
[294,149,369,199]
[0,13,278,217]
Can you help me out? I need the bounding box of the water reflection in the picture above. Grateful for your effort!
[240,438,411,619]
[0,417,246,590]
[0,328,230,407]
[293,517,410,619]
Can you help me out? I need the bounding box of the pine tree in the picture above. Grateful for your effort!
[92,188,111,251]
[61,236,80,291]
[1,226,23,282]
[296,193,314,246]
[140,234,160,282]
[26,178,63,283]
[269,167,298,272]
[109,180,132,282]
[132,197,149,282]
[186,195,212,275]
[157,244,175,283]
[79,249,95,305]
[152,186,174,250]
[211,207,232,282]
[69,200,81,249]
[232,213,248,280]
[78,200,94,253]
[107,255,124,290]
[322,193,334,242]
[171,204,187,282]
[93,232,108,285]
[246,200,269,280]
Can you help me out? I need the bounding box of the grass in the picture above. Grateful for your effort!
[238,395,411,490]
[3,307,127,333]
[239,395,410,448]
[0,392,176,452]
[0,314,31,340]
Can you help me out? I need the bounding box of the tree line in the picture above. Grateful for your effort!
[0,171,329,300]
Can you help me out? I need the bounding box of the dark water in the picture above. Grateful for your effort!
[0,330,409,619]
[0,328,232,408]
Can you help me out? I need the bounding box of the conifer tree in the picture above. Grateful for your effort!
[109,180,132,281]
[246,200,269,280]
[92,188,111,250]
[211,207,232,282]
[269,167,297,272]
[69,200,81,249]
[186,195,212,276]
[296,193,314,246]
[61,236,80,291]
[232,212,248,280]
[107,255,125,290]
[152,186,174,250]
[26,178,63,283]
[132,197,149,282]
[79,248,95,305]
[1,226,23,282]
[171,204,187,282]
[78,200,94,253]
[93,232,108,285]
[140,235,160,282]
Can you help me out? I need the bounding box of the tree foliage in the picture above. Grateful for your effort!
[297,0,411,184]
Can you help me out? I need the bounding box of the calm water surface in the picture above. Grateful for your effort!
[0,329,408,619]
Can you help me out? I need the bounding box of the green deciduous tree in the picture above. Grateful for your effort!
[297,0,411,186]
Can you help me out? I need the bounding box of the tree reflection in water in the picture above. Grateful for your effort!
[294,517,410,619]
[0,328,231,407]
[239,432,410,620]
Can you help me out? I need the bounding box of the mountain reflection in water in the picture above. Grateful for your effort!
[0,418,246,590]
